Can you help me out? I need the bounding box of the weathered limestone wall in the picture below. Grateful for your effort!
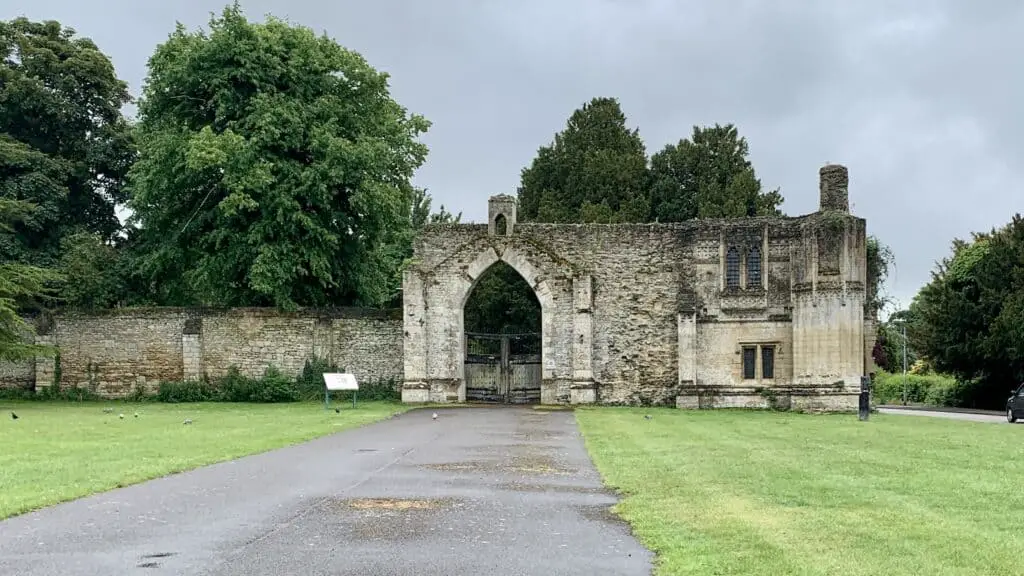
[695,321,794,388]
[403,163,872,411]
[402,228,576,403]
[0,359,35,390]
[47,311,187,395]
[0,308,403,397]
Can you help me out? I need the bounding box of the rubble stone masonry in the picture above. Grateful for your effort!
[0,308,403,397]
[402,164,874,411]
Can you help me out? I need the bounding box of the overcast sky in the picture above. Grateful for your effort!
[3,0,1022,312]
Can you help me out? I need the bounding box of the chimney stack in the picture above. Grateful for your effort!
[819,164,849,213]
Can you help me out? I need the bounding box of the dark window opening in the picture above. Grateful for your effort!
[742,347,756,379]
[747,245,762,288]
[726,247,741,288]
[494,214,508,236]
[761,346,775,379]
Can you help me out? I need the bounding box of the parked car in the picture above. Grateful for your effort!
[1007,383,1024,423]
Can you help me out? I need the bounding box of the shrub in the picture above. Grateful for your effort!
[125,381,154,402]
[157,379,219,403]
[296,357,338,402]
[328,376,401,403]
[0,387,34,400]
[216,366,256,402]
[153,363,399,404]
[38,383,101,402]
[248,365,299,403]
[156,365,299,403]
[872,371,965,407]
[296,357,401,403]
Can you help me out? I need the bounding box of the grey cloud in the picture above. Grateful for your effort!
[2,0,1021,312]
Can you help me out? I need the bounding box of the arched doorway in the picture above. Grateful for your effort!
[462,261,542,403]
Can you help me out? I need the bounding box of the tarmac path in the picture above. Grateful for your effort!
[0,407,652,576]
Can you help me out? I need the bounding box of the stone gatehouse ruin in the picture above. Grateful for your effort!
[401,164,874,411]
[0,164,873,412]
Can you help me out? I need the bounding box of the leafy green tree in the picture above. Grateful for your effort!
[517,97,650,223]
[908,215,1024,408]
[58,232,135,309]
[411,188,461,228]
[649,124,783,221]
[866,236,896,317]
[875,310,920,375]
[0,198,62,360]
[0,17,134,265]
[471,97,648,334]
[127,4,429,310]
[464,263,541,335]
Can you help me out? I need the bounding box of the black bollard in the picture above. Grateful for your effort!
[858,375,871,421]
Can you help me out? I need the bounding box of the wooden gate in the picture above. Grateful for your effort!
[465,332,541,404]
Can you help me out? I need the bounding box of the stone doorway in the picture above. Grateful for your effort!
[465,332,542,403]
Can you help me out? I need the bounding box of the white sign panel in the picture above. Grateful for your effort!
[323,373,359,391]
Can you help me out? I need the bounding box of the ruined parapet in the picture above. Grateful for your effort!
[488,194,517,236]
[819,164,849,213]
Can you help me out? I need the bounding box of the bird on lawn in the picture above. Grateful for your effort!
[335,408,340,414]
[644,414,652,420]
[103,407,113,413]
[119,413,124,419]
[134,412,139,418]
[10,411,18,420]
[183,418,192,425]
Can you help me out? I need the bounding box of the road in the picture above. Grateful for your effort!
[877,407,1010,424]
[0,407,652,576]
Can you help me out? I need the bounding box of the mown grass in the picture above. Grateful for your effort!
[576,408,1024,576]
[0,401,406,519]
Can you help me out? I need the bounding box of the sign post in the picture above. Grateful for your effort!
[323,373,359,410]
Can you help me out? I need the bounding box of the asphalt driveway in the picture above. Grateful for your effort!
[877,407,1010,424]
[0,407,652,576]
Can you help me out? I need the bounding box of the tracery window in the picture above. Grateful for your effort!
[725,247,741,288]
[746,245,762,288]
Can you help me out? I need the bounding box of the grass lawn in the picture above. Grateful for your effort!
[576,408,1024,576]
[0,401,406,519]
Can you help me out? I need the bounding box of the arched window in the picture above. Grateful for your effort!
[725,247,740,288]
[746,245,762,288]
[494,214,508,236]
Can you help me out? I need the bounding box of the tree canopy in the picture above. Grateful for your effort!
[468,99,795,335]
[0,17,134,268]
[127,4,430,310]
[649,124,783,221]
[1,9,907,368]
[904,215,1024,407]
[517,97,651,224]
[0,198,62,360]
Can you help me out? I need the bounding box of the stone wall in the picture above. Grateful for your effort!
[402,163,872,410]
[0,308,403,397]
